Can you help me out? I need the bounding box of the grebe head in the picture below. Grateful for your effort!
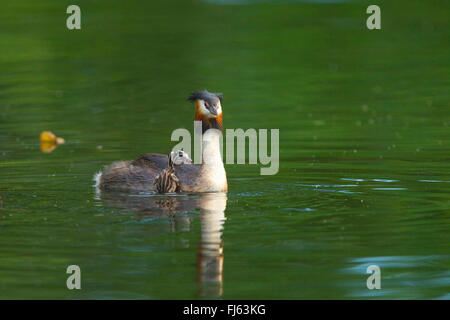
[189,90,223,133]
[188,90,223,118]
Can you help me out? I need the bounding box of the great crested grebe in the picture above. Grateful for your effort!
[94,90,227,193]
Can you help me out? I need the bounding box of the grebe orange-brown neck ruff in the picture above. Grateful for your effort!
[95,90,227,193]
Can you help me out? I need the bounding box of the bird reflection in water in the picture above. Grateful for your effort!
[196,193,226,297]
[96,190,227,298]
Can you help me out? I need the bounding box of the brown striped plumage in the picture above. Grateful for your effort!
[154,153,180,193]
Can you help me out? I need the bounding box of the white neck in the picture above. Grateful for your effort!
[202,129,223,166]
[200,129,227,192]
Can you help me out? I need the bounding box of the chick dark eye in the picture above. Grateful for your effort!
[204,101,209,108]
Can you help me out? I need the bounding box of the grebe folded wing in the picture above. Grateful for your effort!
[174,163,202,192]
[131,153,169,169]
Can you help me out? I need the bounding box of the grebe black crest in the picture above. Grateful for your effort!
[95,90,227,193]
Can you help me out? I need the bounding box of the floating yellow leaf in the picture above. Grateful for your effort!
[40,141,57,153]
[39,131,65,153]
[40,131,55,142]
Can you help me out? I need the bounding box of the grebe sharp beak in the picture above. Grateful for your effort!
[210,106,218,116]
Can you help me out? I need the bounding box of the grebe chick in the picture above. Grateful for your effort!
[154,151,191,193]
[95,90,227,193]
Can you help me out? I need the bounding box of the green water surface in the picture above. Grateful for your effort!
[0,0,449,299]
